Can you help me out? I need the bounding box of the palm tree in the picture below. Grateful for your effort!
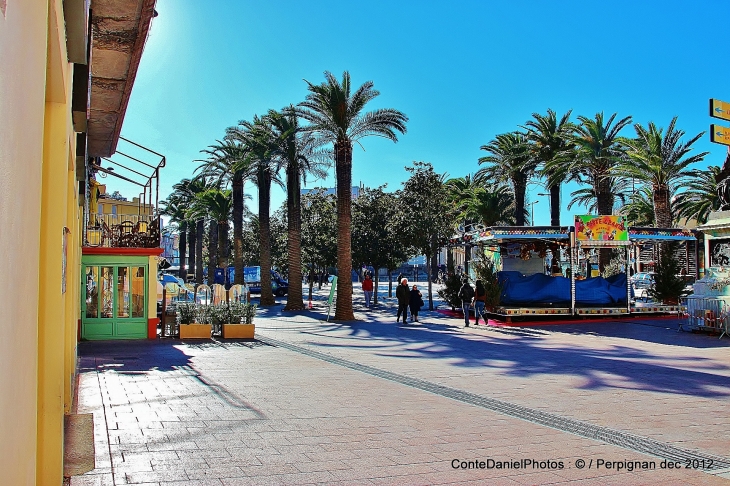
[298,71,408,321]
[568,177,630,214]
[228,115,284,306]
[618,117,707,228]
[569,112,633,270]
[159,194,188,279]
[620,186,675,227]
[186,187,232,289]
[197,139,253,286]
[172,177,209,284]
[523,109,575,226]
[477,132,535,226]
[570,112,632,215]
[468,184,517,227]
[676,166,721,225]
[268,107,330,311]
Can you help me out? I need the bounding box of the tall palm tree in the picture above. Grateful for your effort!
[570,112,632,216]
[523,109,575,226]
[676,166,721,225]
[268,107,330,311]
[477,132,535,226]
[298,71,408,321]
[191,189,233,269]
[569,112,632,270]
[173,177,209,283]
[197,139,253,286]
[159,194,187,278]
[228,115,284,306]
[618,117,707,228]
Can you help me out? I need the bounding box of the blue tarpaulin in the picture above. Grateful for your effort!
[498,272,628,306]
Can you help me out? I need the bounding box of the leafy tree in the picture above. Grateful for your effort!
[477,132,535,226]
[648,242,691,303]
[523,109,575,226]
[298,71,408,321]
[301,189,338,301]
[676,166,721,225]
[618,117,707,228]
[352,186,410,306]
[400,162,456,310]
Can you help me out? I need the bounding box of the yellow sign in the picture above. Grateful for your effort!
[711,124,730,146]
[710,99,730,122]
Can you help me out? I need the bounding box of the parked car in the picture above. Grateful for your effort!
[631,272,655,302]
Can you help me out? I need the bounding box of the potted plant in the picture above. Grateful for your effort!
[223,302,257,339]
[178,302,212,339]
[648,243,691,305]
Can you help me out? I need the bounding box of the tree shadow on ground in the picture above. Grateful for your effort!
[285,308,730,399]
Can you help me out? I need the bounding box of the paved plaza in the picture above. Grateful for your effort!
[71,287,730,485]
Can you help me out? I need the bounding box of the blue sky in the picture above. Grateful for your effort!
[112,0,730,226]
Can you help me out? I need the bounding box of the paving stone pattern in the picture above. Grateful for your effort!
[73,289,730,485]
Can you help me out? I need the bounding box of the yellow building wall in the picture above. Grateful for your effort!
[1,0,81,483]
[0,0,49,483]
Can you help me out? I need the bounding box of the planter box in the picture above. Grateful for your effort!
[222,323,255,339]
[179,323,212,339]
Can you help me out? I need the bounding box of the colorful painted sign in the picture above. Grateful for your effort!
[574,215,628,241]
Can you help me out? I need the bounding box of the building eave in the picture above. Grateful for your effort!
[87,0,156,157]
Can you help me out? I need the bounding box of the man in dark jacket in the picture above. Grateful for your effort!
[395,278,410,324]
[458,278,474,327]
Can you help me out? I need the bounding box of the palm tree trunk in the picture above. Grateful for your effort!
[654,184,673,259]
[217,220,227,269]
[596,180,615,271]
[334,141,355,320]
[178,221,187,280]
[188,224,196,284]
[259,170,275,306]
[513,177,527,226]
[284,165,304,311]
[232,172,244,285]
[208,219,217,287]
[195,219,204,284]
[549,184,561,226]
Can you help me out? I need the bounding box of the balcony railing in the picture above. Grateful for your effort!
[85,213,161,249]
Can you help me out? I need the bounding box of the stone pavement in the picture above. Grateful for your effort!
[71,287,730,485]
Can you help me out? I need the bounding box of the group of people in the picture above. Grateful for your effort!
[361,272,488,327]
[361,273,425,324]
[395,276,424,324]
[458,277,487,327]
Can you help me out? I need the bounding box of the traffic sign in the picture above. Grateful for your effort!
[711,124,730,146]
[710,99,730,122]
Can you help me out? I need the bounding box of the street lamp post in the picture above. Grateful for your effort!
[529,200,539,226]
[538,192,551,225]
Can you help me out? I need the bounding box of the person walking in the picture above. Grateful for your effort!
[362,273,374,308]
[458,278,474,327]
[395,278,410,324]
[409,284,424,322]
[472,279,487,326]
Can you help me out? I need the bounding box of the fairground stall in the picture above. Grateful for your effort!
[474,225,574,320]
[464,216,695,323]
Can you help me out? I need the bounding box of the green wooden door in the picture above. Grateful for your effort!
[82,256,148,340]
